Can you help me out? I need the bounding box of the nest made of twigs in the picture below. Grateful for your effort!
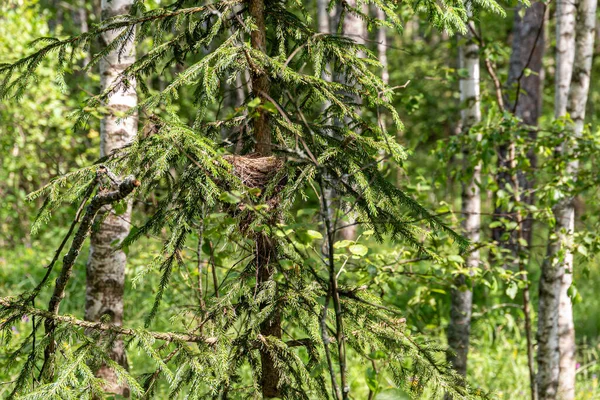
[222,154,287,234]
[223,154,284,189]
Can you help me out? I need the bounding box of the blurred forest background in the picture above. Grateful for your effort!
[1,0,600,398]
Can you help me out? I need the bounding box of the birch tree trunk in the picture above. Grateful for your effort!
[555,2,597,399]
[376,9,389,87]
[85,0,137,396]
[554,0,578,118]
[337,0,366,241]
[318,0,330,36]
[446,16,481,383]
[538,0,577,398]
[376,7,389,171]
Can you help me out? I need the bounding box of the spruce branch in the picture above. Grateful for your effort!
[0,298,217,344]
[40,167,140,382]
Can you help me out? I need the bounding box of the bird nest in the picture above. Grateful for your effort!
[222,155,286,233]
[223,154,284,190]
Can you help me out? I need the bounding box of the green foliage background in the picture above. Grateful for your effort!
[2,0,600,399]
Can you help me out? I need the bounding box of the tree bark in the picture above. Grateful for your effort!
[376,7,389,171]
[495,1,545,251]
[538,0,578,398]
[73,0,91,66]
[249,0,271,156]
[85,0,138,397]
[247,0,281,397]
[317,0,330,35]
[555,1,597,398]
[554,0,578,118]
[498,5,546,399]
[336,0,366,241]
[446,15,481,384]
[376,8,389,87]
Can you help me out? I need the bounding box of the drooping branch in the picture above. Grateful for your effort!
[40,167,140,381]
[0,298,217,344]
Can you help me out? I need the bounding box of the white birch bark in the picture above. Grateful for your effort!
[376,8,389,87]
[375,7,389,171]
[555,2,597,398]
[337,0,366,241]
[554,0,577,118]
[538,0,578,398]
[447,15,481,381]
[318,0,330,35]
[85,0,138,396]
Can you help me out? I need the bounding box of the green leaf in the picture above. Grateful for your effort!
[506,281,518,299]
[247,97,261,108]
[113,201,127,216]
[261,101,277,113]
[365,367,378,393]
[505,221,518,231]
[568,284,582,304]
[333,240,353,249]
[297,208,317,217]
[349,244,368,256]
[447,254,464,263]
[306,230,323,240]
[577,245,588,257]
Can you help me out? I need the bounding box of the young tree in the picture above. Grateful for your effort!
[84,0,138,396]
[0,0,498,398]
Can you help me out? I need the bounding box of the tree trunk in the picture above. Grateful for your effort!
[85,0,138,397]
[376,8,389,87]
[73,0,91,66]
[538,0,577,398]
[317,0,330,35]
[446,15,481,384]
[247,0,281,397]
[554,0,578,118]
[249,0,271,156]
[556,1,597,398]
[496,1,545,250]
[499,5,546,399]
[336,0,366,241]
[376,7,389,170]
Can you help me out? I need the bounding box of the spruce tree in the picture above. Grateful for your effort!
[0,0,501,398]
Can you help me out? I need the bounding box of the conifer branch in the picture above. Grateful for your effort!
[40,167,140,381]
[0,298,217,344]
